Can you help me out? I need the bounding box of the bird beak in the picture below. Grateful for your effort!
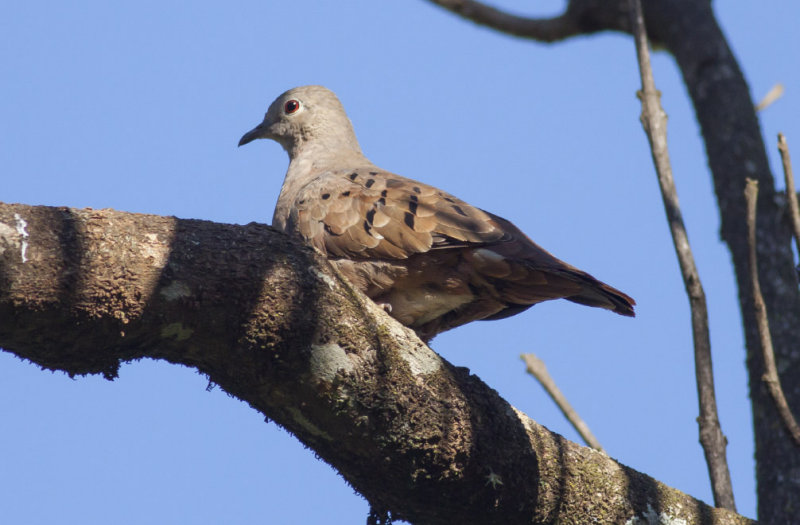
[238,123,265,147]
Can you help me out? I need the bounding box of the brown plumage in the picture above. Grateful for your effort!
[239,85,634,341]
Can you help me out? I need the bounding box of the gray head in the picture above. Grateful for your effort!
[238,85,363,159]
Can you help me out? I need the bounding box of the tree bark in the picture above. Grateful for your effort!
[423,1,800,522]
[0,202,753,524]
[645,4,800,523]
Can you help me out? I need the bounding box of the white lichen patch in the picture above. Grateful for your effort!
[399,340,442,376]
[309,267,337,290]
[139,233,168,267]
[0,222,19,256]
[160,281,192,301]
[286,406,332,441]
[485,470,504,488]
[360,296,443,376]
[626,504,687,525]
[14,214,29,263]
[309,342,354,382]
[161,322,194,341]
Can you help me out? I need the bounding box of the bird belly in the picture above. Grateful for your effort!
[329,257,474,327]
[381,286,474,327]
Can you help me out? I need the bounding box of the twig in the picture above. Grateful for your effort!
[627,0,736,511]
[424,0,580,42]
[520,353,604,451]
[778,133,800,261]
[746,179,800,448]
[755,84,784,112]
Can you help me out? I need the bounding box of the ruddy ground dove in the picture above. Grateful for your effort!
[239,85,634,342]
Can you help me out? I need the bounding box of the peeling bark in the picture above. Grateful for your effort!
[0,202,753,524]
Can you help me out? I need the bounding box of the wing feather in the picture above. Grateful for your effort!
[292,168,506,260]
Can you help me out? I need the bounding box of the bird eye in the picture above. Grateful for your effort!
[284,100,300,114]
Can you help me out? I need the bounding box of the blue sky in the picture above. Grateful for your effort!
[2,1,798,522]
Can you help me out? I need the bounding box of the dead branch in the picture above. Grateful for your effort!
[778,133,800,262]
[521,353,603,451]
[745,179,800,448]
[627,0,735,511]
[755,84,784,112]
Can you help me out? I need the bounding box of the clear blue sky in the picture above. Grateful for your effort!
[2,1,798,522]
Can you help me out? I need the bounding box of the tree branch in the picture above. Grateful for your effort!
[755,84,784,113]
[423,0,800,518]
[745,179,800,448]
[0,202,754,524]
[521,353,603,452]
[424,0,581,42]
[778,133,800,266]
[627,0,735,510]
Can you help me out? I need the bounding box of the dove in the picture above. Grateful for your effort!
[239,85,634,342]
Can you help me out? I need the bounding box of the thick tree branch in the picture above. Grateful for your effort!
[657,7,800,522]
[628,0,734,511]
[425,0,800,520]
[0,202,753,524]
[424,0,581,42]
[424,0,640,44]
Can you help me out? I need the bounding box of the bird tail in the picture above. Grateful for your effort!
[557,269,636,317]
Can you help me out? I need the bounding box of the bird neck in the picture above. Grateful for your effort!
[288,139,372,176]
[271,143,376,233]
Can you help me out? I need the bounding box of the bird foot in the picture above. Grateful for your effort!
[377,302,392,314]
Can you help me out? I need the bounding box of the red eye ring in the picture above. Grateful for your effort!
[284,100,300,114]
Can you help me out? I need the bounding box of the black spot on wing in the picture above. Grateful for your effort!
[404,212,415,229]
[452,205,468,216]
[365,179,376,188]
[349,173,358,181]
[322,193,330,200]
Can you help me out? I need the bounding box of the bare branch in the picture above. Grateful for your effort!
[755,84,784,112]
[425,0,800,515]
[745,179,800,448]
[0,201,755,524]
[521,353,604,451]
[424,0,581,42]
[778,133,800,262]
[627,0,735,511]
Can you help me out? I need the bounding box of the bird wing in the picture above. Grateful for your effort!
[291,168,508,259]
[290,167,636,317]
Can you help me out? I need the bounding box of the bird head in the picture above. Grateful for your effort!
[238,85,362,159]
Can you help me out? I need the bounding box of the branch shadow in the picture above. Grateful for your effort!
[134,218,323,404]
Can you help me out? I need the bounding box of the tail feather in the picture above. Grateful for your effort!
[481,213,636,317]
[561,270,636,317]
